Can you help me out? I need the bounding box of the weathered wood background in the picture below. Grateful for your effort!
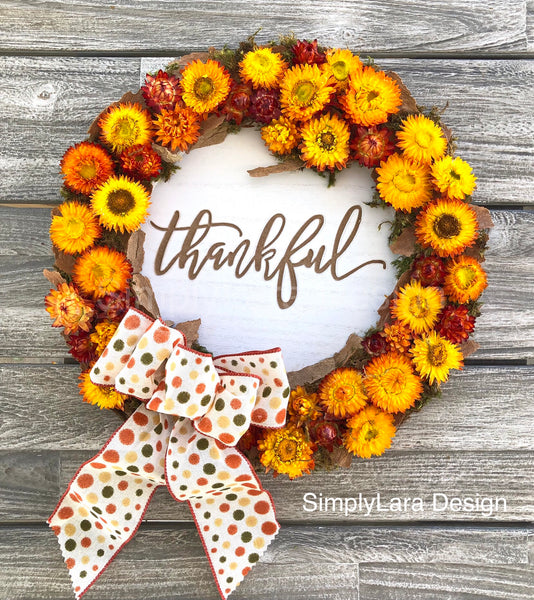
[1,2,533,598]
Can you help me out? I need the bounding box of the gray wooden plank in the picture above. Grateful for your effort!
[2,365,533,452]
[0,524,530,599]
[359,563,534,599]
[0,0,527,54]
[0,206,532,360]
[528,0,534,51]
[2,56,534,206]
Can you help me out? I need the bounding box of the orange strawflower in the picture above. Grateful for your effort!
[73,246,132,298]
[318,367,367,418]
[45,283,94,334]
[50,201,101,255]
[443,256,488,304]
[153,105,201,152]
[60,142,114,196]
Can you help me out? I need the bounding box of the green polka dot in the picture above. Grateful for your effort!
[250,362,256,368]
[227,577,233,583]
[127,465,139,473]
[101,486,114,498]
[239,385,247,393]
[113,339,124,352]
[92,507,102,515]
[204,365,211,372]
[118,377,125,385]
[231,360,238,366]
[179,484,187,490]
[172,460,179,469]
[200,394,211,406]
[226,493,238,501]
[97,549,104,557]
[283,387,290,398]
[142,386,150,394]
[212,483,224,489]
[64,539,76,551]
[262,386,272,398]
[203,463,216,475]
[215,398,225,411]
[203,511,211,519]
[197,438,209,451]
[212,534,219,541]
[136,489,143,497]
[93,367,100,375]
[170,436,177,444]
[80,520,91,531]
[141,444,153,457]
[270,361,277,368]
[233,509,244,520]
[233,414,246,427]
[125,512,132,520]
[249,552,259,563]
[219,556,226,563]
[180,358,188,366]
[115,470,126,476]
[177,391,191,403]
[154,423,163,434]
[79,570,87,578]
[140,352,153,365]
[241,531,252,543]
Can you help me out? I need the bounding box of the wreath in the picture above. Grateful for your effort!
[44,35,491,599]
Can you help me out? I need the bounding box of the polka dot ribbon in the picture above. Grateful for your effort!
[48,308,290,599]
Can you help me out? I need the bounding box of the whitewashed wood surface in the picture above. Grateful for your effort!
[0,2,533,599]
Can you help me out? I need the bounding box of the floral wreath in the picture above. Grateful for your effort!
[44,36,492,600]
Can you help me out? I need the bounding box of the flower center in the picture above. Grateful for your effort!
[91,263,114,286]
[106,189,135,215]
[415,130,433,148]
[367,89,379,103]
[456,266,477,289]
[363,423,379,441]
[433,214,461,239]
[79,162,97,180]
[393,170,416,193]
[450,169,461,180]
[334,384,355,402]
[427,342,447,366]
[194,76,214,99]
[318,130,336,151]
[65,217,85,239]
[293,80,316,105]
[255,55,272,71]
[380,367,407,395]
[115,117,138,141]
[331,60,349,80]
[409,294,429,318]
[276,438,299,462]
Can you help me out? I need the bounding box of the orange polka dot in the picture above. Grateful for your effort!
[143,464,154,473]
[91,462,106,469]
[156,440,162,451]
[92,565,99,572]
[103,450,120,463]
[153,326,170,344]
[235,474,252,482]
[254,501,269,514]
[172,376,182,388]
[252,408,267,423]
[248,489,262,496]
[235,546,245,556]
[220,503,230,513]
[195,357,202,364]
[135,503,141,511]
[127,358,135,369]
[197,478,208,486]
[120,354,130,364]
[118,481,128,491]
[225,454,242,469]
[228,525,237,535]
[119,429,135,445]
[188,453,200,465]
[197,417,212,433]
[133,412,149,427]
[51,525,60,536]
[242,567,251,576]
[124,315,141,330]
[77,474,94,488]
[103,375,110,382]
[274,377,283,387]
[65,558,75,569]
[195,383,206,394]
[262,521,278,535]
[219,433,235,445]
[275,409,287,424]
[230,398,242,410]
[58,507,74,520]
[95,522,103,530]
[81,537,91,548]
[102,348,108,357]
[148,398,162,410]
[106,504,117,514]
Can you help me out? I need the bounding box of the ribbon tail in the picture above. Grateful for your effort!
[48,404,174,599]
[166,419,280,599]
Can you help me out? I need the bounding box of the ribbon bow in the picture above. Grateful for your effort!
[48,308,290,599]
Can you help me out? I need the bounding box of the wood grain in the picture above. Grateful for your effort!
[0,206,532,360]
[0,524,530,600]
[2,57,534,206]
[0,1,527,54]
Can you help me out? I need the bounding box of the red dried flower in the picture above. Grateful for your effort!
[249,88,281,124]
[411,255,447,287]
[350,126,396,168]
[141,69,181,112]
[292,39,326,65]
[119,144,162,180]
[437,304,476,344]
[67,330,97,365]
[362,332,387,356]
[94,291,135,322]
[309,420,340,452]
[237,426,260,452]
[221,82,252,125]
